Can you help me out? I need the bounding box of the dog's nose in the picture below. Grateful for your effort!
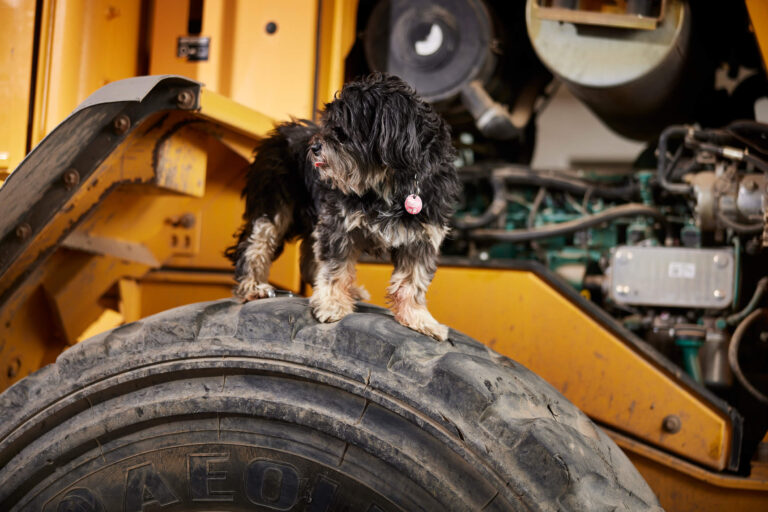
[310,142,322,155]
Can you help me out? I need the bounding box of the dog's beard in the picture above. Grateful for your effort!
[313,144,361,195]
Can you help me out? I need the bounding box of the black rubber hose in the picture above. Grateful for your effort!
[452,174,507,229]
[728,308,768,405]
[467,203,666,243]
[459,165,639,201]
[726,120,768,156]
[657,125,692,194]
[744,152,768,174]
[726,276,768,326]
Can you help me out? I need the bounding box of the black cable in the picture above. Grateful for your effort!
[726,276,768,326]
[467,203,666,243]
[459,165,638,201]
[728,308,768,405]
[527,187,547,229]
[657,125,692,194]
[452,174,507,229]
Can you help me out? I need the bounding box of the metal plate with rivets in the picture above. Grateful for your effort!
[608,246,735,309]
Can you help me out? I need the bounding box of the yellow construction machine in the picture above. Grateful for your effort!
[0,1,767,510]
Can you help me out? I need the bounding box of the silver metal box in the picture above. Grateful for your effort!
[608,246,734,309]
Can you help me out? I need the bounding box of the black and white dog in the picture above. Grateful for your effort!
[226,73,460,341]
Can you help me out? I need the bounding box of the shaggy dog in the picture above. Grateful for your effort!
[226,73,460,341]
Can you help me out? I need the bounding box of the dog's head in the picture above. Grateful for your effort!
[309,73,455,199]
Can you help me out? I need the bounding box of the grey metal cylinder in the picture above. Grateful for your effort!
[526,0,692,141]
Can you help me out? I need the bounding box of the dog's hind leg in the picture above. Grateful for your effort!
[232,207,291,301]
[387,243,448,341]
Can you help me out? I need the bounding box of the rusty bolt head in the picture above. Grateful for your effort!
[662,414,682,434]
[62,168,80,189]
[179,213,196,228]
[7,357,20,379]
[113,114,131,134]
[176,90,196,110]
[15,223,31,241]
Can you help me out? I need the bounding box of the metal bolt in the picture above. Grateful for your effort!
[615,285,630,296]
[113,114,131,134]
[713,289,726,300]
[265,21,278,34]
[176,90,196,110]
[6,357,20,379]
[615,250,632,263]
[713,253,729,268]
[662,415,681,434]
[179,213,196,228]
[15,223,31,241]
[62,168,80,189]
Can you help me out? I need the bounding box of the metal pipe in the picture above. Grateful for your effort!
[657,125,692,194]
[728,308,768,405]
[468,203,666,243]
[726,276,768,326]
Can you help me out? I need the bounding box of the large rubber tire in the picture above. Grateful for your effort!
[0,298,661,511]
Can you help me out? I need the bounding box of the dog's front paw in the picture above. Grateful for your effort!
[394,308,449,342]
[310,295,354,323]
[235,279,276,302]
[411,319,449,342]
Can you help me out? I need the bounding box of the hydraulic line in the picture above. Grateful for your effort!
[452,174,507,229]
[728,308,768,405]
[726,276,768,326]
[453,165,640,231]
[657,125,692,194]
[489,166,637,200]
[467,203,666,243]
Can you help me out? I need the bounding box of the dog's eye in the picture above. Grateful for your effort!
[333,127,348,143]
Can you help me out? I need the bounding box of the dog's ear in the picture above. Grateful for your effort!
[376,95,454,179]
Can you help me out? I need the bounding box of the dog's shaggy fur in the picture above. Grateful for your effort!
[226,73,461,340]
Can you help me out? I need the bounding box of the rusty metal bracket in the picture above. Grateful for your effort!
[0,76,202,302]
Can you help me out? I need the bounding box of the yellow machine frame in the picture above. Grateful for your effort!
[1,1,767,510]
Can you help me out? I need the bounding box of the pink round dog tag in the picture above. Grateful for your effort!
[405,194,422,215]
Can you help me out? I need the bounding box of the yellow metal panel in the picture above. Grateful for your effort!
[151,0,320,120]
[43,251,149,343]
[118,279,142,323]
[0,285,65,386]
[76,308,124,344]
[155,126,208,197]
[316,0,360,107]
[137,270,234,318]
[747,0,768,72]
[198,89,276,140]
[223,0,319,120]
[608,429,768,511]
[149,0,224,90]
[0,85,278,388]
[0,0,36,175]
[268,241,303,294]
[356,263,732,470]
[31,0,142,145]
